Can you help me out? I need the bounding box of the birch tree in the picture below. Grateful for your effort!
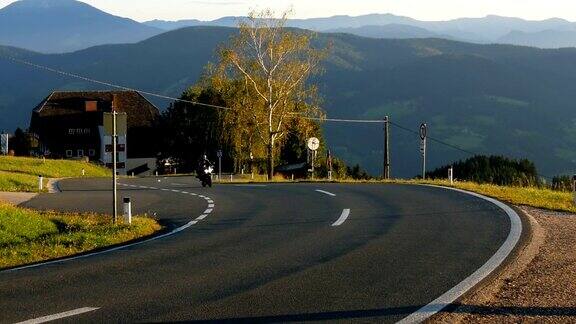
[219,9,327,179]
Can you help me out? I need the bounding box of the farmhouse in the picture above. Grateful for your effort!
[29,91,160,175]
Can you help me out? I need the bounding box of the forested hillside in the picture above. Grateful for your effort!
[2,27,576,177]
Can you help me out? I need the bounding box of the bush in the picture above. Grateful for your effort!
[427,155,539,187]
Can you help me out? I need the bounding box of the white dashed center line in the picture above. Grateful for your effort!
[332,209,351,227]
[316,189,336,197]
[16,307,100,324]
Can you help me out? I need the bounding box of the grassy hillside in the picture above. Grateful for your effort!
[0,156,109,192]
[2,27,576,177]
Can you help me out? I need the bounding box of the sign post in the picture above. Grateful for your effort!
[249,152,254,180]
[0,132,8,155]
[307,137,320,180]
[112,108,118,223]
[217,150,223,182]
[420,123,427,180]
[103,96,127,223]
[572,175,576,206]
[327,149,333,181]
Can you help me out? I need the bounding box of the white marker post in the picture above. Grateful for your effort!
[38,175,43,191]
[123,197,132,225]
[448,166,454,185]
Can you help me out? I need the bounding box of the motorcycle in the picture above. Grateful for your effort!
[199,165,213,187]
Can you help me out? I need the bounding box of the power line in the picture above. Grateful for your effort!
[0,54,558,179]
[3,53,392,123]
[1,54,233,111]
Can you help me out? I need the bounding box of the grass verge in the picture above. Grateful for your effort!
[419,179,576,213]
[0,171,45,192]
[0,203,161,269]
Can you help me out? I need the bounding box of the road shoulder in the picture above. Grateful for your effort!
[0,191,38,205]
[430,205,575,323]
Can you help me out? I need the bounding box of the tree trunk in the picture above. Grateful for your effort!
[267,136,274,180]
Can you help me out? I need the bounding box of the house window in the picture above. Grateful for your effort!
[88,149,96,157]
[85,101,97,112]
[77,149,84,157]
[65,150,73,158]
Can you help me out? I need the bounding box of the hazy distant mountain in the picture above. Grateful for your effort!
[498,29,576,48]
[144,16,241,30]
[3,26,576,177]
[427,15,573,40]
[0,0,162,53]
[145,19,204,30]
[145,13,576,48]
[325,24,442,39]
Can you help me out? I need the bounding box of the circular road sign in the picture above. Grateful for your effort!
[307,137,320,151]
[419,123,427,140]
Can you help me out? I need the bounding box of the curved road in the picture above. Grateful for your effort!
[1,177,512,323]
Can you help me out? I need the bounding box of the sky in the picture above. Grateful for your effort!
[1,0,576,22]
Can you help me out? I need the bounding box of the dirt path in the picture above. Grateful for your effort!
[430,206,576,323]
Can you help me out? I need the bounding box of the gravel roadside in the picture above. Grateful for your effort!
[430,206,576,323]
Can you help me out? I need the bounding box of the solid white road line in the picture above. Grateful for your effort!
[332,209,351,227]
[235,184,268,187]
[316,189,336,197]
[16,307,100,324]
[397,185,523,324]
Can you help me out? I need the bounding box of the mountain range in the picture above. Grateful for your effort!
[2,25,576,178]
[145,13,576,49]
[0,0,162,53]
[3,0,576,52]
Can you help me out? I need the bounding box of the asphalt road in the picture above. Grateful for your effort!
[1,177,511,323]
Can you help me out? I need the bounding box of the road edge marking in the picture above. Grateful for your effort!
[397,185,522,324]
[331,209,351,226]
[16,307,100,324]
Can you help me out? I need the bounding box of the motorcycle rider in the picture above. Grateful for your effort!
[197,154,213,177]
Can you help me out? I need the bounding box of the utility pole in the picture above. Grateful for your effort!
[383,116,390,179]
[217,149,222,181]
[112,96,118,223]
[420,123,427,180]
